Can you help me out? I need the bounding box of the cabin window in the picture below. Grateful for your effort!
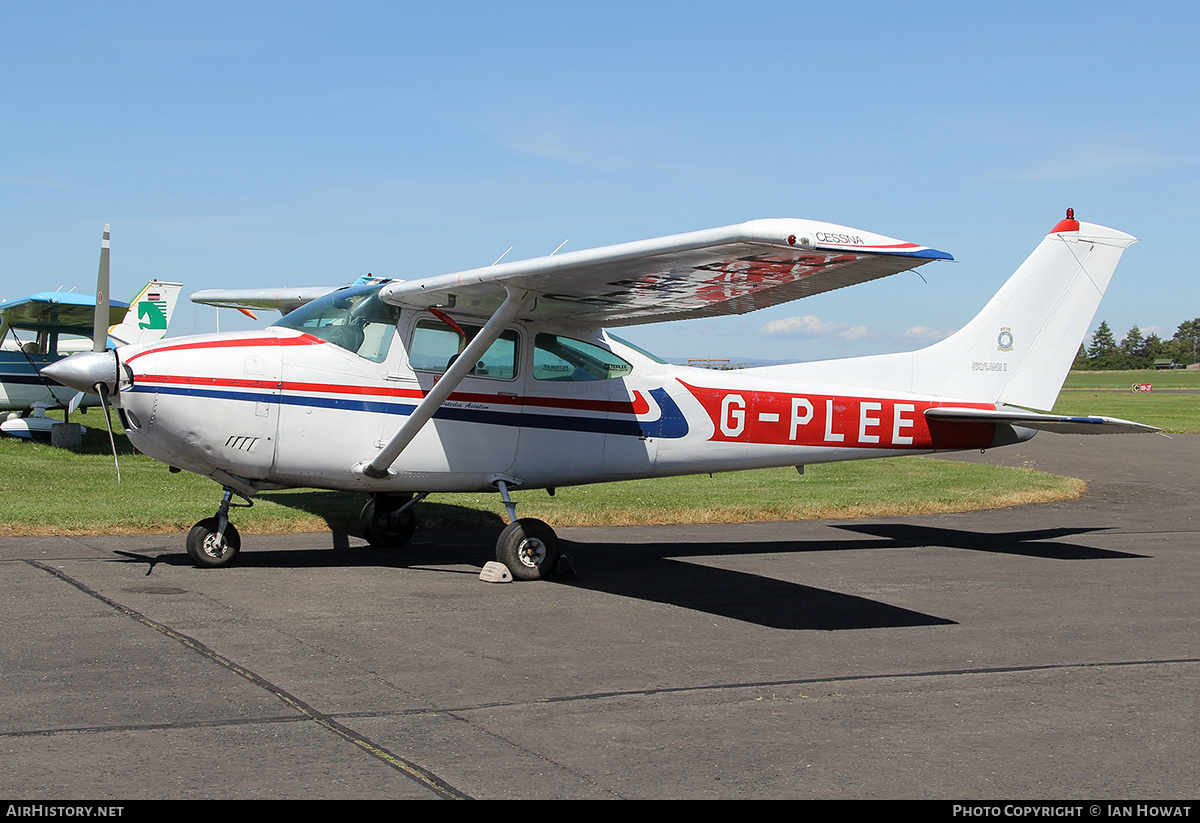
[409,318,520,379]
[533,334,633,381]
[275,285,400,362]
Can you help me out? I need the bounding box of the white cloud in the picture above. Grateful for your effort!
[838,324,871,341]
[904,325,954,342]
[759,315,848,337]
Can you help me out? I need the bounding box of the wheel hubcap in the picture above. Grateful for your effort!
[202,534,227,559]
[516,537,547,568]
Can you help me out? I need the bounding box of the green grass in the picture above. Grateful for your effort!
[0,408,1084,536]
[1063,369,1200,389]
[1056,369,1200,433]
[482,460,1083,527]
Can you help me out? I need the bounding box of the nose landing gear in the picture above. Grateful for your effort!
[185,488,251,568]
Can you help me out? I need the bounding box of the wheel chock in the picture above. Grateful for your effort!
[479,561,513,583]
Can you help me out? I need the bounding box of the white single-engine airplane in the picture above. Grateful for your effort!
[44,211,1156,577]
[0,226,181,438]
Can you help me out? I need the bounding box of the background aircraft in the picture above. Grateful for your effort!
[44,212,1155,576]
[0,226,181,439]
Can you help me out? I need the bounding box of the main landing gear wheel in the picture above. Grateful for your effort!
[496,518,560,581]
[186,517,241,568]
[360,496,417,548]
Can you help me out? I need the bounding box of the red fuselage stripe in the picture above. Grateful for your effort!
[125,334,325,364]
[134,372,650,415]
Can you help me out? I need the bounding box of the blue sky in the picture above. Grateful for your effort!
[3,1,1197,363]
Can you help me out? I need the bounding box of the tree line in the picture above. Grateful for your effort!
[1073,318,1200,370]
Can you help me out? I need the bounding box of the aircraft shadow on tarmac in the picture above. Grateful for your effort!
[110,522,1145,632]
[829,524,1146,561]
[553,523,1145,630]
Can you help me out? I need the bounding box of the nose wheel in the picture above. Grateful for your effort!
[185,488,250,568]
[186,517,241,568]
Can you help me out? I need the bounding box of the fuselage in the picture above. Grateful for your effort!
[112,285,1008,495]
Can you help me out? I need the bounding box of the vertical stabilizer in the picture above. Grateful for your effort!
[107,281,184,345]
[909,214,1137,411]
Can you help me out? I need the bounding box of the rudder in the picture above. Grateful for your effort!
[108,280,183,345]
[910,215,1137,411]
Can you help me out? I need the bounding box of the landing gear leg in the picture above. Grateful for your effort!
[493,479,562,581]
[186,488,250,568]
[360,492,425,548]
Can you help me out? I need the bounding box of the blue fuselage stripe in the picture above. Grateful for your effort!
[128,384,672,437]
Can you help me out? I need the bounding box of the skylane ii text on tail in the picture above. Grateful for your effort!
[44,211,1156,577]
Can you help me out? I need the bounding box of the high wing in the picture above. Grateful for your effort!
[377,218,953,326]
[0,292,129,336]
[190,287,338,316]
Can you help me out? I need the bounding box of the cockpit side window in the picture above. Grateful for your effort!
[275,285,401,363]
[409,318,520,379]
[533,333,633,381]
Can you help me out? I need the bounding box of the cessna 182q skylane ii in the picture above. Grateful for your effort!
[43,211,1156,578]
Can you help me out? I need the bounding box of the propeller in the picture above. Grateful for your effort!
[92,224,110,353]
[94,377,121,485]
[53,224,121,477]
[92,224,121,482]
[37,224,124,477]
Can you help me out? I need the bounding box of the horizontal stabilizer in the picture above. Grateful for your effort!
[926,406,1160,435]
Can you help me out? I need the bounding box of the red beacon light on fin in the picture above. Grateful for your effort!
[1051,207,1081,234]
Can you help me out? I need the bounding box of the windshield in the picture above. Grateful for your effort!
[275,284,401,362]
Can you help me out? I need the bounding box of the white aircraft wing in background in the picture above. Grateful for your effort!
[192,275,392,317]
[190,286,338,317]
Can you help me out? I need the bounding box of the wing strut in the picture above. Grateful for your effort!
[354,286,534,480]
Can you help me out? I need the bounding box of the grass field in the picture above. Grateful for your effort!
[1062,369,1200,389]
[1056,369,1200,433]
[1,408,1085,536]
